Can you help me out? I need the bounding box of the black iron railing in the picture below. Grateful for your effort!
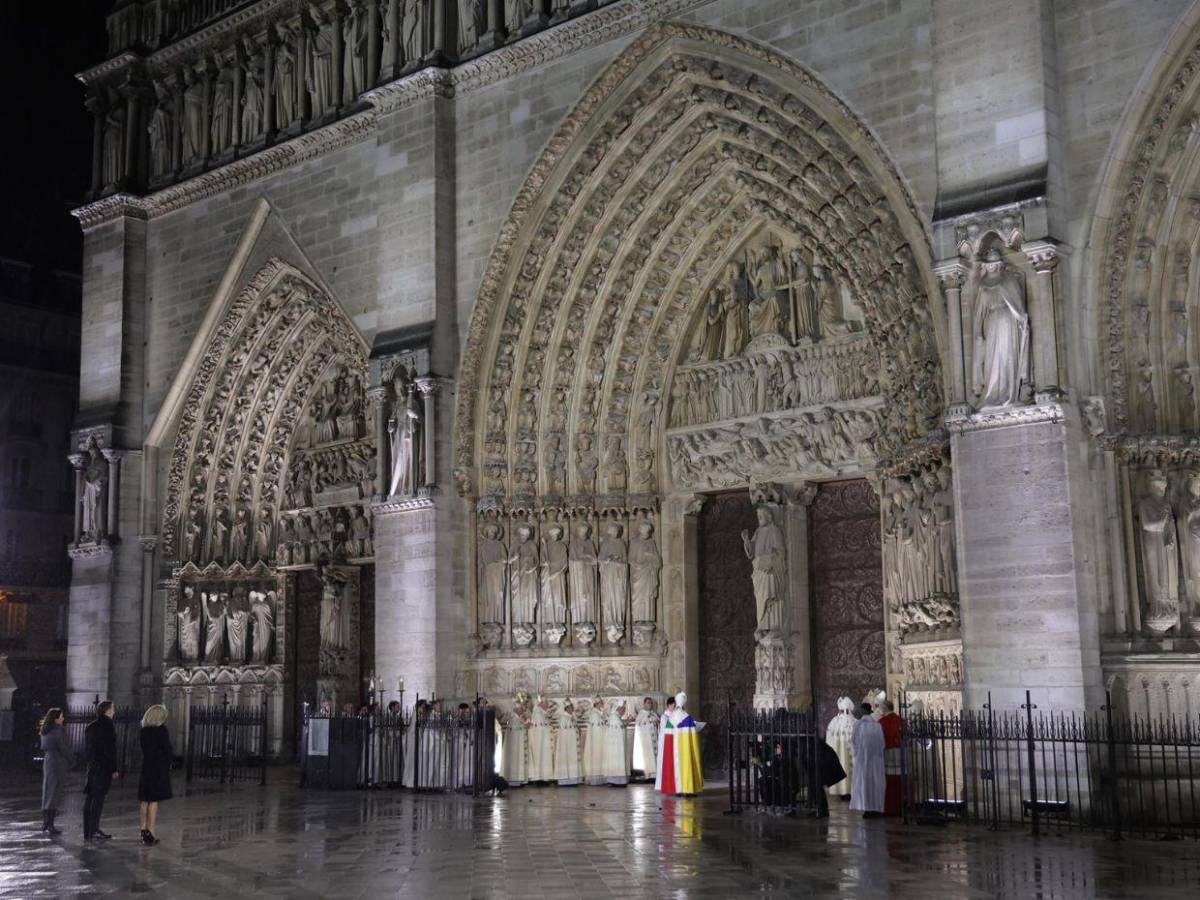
[902,690,1200,841]
[725,704,825,815]
[186,695,268,785]
[17,704,145,774]
[299,700,496,795]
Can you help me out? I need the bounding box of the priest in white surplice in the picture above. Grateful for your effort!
[825,696,856,799]
[850,702,885,817]
[583,699,607,785]
[602,700,631,785]
[501,696,529,787]
[552,699,581,785]
[528,697,555,782]
[633,697,659,780]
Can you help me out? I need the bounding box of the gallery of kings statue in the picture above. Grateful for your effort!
[64,0,1200,764]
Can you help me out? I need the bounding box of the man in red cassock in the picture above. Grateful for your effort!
[877,699,904,817]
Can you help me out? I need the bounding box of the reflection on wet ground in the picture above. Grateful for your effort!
[0,773,1196,898]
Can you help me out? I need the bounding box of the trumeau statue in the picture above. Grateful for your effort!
[1138,469,1180,632]
[306,7,336,115]
[629,521,661,624]
[506,0,532,32]
[743,505,786,634]
[972,248,1029,409]
[599,522,628,643]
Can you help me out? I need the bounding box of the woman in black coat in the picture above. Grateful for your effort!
[137,704,173,845]
[38,708,75,835]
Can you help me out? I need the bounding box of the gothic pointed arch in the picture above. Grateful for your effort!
[452,22,946,502]
[160,257,370,565]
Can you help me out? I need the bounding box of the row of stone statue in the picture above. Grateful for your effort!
[176,584,276,665]
[668,343,879,430]
[881,462,959,635]
[477,517,661,650]
[1135,469,1200,633]
[690,237,860,363]
[277,505,374,566]
[95,0,584,192]
[286,445,377,509]
[300,365,366,448]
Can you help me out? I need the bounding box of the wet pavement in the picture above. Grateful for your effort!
[0,772,1197,898]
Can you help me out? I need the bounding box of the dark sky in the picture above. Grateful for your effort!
[0,3,111,273]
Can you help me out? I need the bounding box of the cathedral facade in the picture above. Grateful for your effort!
[67,0,1200,751]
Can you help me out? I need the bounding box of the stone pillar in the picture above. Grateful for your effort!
[332,2,345,111]
[102,449,123,540]
[231,46,244,149]
[369,386,389,498]
[139,536,157,672]
[69,452,86,543]
[783,483,816,708]
[661,494,703,710]
[1025,242,1063,401]
[416,377,439,489]
[948,403,1103,710]
[170,72,184,175]
[936,263,970,411]
[263,35,277,137]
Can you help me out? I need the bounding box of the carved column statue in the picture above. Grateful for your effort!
[540,523,568,646]
[1138,469,1181,633]
[1181,471,1200,632]
[380,0,400,79]
[147,82,174,180]
[101,89,126,188]
[68,451,86,543]
[598,521,628,645]
[568,521,599,646]
[743,505,787,636]
[629,520,661,647]
[477,521,508,648]
[509,524,539,646]
[971,248,1029,410]
[274,23,298,129]
[80,440,109,544]
[400,0,426,68]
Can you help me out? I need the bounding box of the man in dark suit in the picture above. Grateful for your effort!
[83,700,118,841]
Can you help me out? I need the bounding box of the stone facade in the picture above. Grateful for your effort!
[62,0,1200,740]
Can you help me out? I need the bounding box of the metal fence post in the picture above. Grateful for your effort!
[1023,690,1039,837]
[220,694,230,786]
[186,709,195,784]
[260,694,268,786]
[413,693,421,791]
[1103,692,1122,842]
[725,698,735,814]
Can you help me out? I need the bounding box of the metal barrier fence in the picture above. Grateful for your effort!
[16,705,145,773]
[726,705,826,814]
[186,697,268,785]
[300,702,497,795]
[903,690,1200,841]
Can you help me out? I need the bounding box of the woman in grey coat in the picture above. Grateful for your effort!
[39,708,76,835]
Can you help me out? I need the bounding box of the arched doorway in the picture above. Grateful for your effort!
[452,24,948,754]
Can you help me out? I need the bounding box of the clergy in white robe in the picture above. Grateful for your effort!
[849,706,885,815]
[602,701,631,785]
[552,700,581,785]
[826,696,856,798]
[583,700,607,785]
[501,702,529,787]
[633,698,659,780]
[528,699,555,782]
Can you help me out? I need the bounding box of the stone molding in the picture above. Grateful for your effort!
[68,541,114,560]
[944,401,1065,434]
[371,494,436,516]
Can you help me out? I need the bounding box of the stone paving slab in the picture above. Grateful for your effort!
[1,772,1197,899]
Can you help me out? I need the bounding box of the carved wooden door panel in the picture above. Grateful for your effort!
[697,491,758,778]
[810,479,884,727]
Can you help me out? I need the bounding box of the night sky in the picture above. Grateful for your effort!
[1,3,111,273]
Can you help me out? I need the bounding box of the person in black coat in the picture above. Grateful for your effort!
[798,731,847,819]
[39,708,76,835]
[83,700,118,841]
[137,704,173,845]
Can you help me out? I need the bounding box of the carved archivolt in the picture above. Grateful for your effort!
[452,23,944,502]
[161,258,369,566]
[1099,28,1200,434]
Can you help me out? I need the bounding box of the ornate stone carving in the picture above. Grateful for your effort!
[969,248,1030,410]
[1137,469,1181,633]
[742,504,786,636]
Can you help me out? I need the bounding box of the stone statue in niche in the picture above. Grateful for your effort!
[185,506,204,562]
[576,434,598,493]
[319,569,347,651]
[931,466,957,596]
[203,592,227,661]
[211,75,233,154]
[147,84,173,178]
[380,0,397,66]
[457,0,481,54]
[540,524,568,631]
[182,74,204,164]
[226,588,249,663]
[401,0,425,64]
[971,248,1029,409]
[177,586,200,661]
[505,0,531,32]
[721,263,749,358]
[306,6,336,115]
[241,48,264,140]
[102,99,124,186]
[211,507,230,563]
[388,366,422,496]
[477,523,508,646]
[250,590,274,663]
[80,440,108,543]
[275,516,293,566]
[599,522,628,644]
[1179,471,1200,630]
[1137,469,1180,632]
[274,27,297,126]
[349,506,372,557]
[629,521,661,626]
[342,2,368,103]
[254,511,273,562]
[568,522,599,644]
[743,505,786,635]
[230,508,250,561]
[509,525,540,644]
